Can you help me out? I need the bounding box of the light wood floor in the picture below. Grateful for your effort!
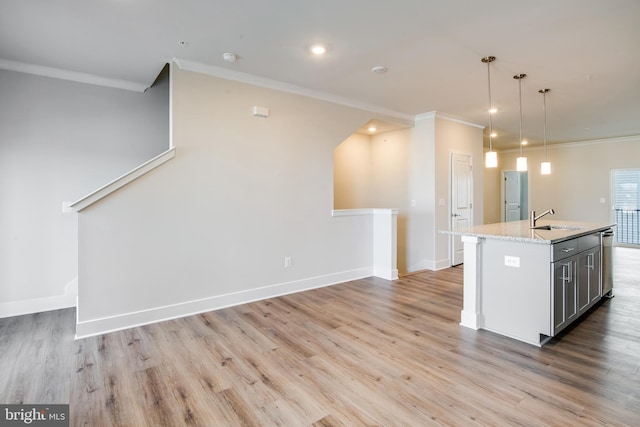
[1,248,639,426]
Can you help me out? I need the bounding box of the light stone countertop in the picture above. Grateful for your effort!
[442,219,616,244]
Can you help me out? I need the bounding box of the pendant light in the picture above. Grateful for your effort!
[482,56,498,168]
[539,89,551,175]
[514,73,527,171]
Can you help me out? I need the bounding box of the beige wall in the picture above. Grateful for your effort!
[434,117,484,264]
[333,129,411,272]
[333,134,371,209]
[483,136,640,224]
[333,114,484,273]
[77,68,402,334]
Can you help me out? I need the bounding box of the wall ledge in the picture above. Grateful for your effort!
[332,208,399,217]
[70,147,176,212]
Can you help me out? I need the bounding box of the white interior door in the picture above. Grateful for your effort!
[504,171,521,222]
[451,153,472,266]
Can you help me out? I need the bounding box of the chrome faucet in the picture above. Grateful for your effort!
[530,208,555,228]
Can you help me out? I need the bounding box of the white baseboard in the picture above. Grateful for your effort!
[76,267,373,339]
[408,258,452,272]
[0,278,78,319]
[433,258,452,271]
[373,267,399,281]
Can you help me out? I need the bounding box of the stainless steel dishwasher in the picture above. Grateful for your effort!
[602,229,614,298]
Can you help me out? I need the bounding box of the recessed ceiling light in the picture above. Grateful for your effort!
[489,108,497,114]
[490,132,497,138]
[368,126,377,133]
[372,66,387,74]
[311,45,326,55]
[521,140,528,145]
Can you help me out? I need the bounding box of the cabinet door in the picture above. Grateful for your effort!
[578,248,602,314]
[589,248,601,305]
[578,251,591,313]
[552,257,578,335]
[552,261,566,333]
[565,258,578,324]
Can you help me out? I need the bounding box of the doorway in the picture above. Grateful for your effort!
[451,153,473,266]
[502,171,528,222]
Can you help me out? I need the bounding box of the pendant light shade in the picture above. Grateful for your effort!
[539,88,551,175]
[486,151,498,168]
[514,73,527,171]
[517,156,528,172]
[482,56,498,168]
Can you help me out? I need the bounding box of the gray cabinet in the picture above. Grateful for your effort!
[551,232,601,336]
[552,255,578,335]
[578,244,601,314]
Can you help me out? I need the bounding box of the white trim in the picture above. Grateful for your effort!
[173,57,414,123]
[415,111,484,129]
[332,208,399,217]
[408,258,450,272]
[75,267,372,339]
[0,278,77,319]
[169,61,175,149]
[433,258,452,270]
[497,134,640,154]
[460,235,484,330]
[70,148,176,212]
[0,58,148,92]
[373,267,399,281]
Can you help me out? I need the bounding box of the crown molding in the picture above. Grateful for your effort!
[495,134,640,153]
[0,58,149,92]
[415,111,483,128]
[173,57,414,123]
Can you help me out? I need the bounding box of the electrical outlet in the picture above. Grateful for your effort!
[504,256,520,268]
[284,257,292,268]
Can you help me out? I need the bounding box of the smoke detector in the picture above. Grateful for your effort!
[223,52,237,63]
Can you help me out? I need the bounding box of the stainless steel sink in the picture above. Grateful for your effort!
[531,224,585,231]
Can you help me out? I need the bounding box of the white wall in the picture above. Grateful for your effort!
[76,68,395,337]
[405,114,484,271]
[333,129,411,272]
[371,130,411,272]
[332,114,483,273]
[483,136,640,224]
[433,116,484,267]
[0,67,169,317]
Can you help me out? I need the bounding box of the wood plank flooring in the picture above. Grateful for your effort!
[1,248,639,426]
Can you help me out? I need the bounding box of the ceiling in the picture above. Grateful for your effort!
[1,0,639,149]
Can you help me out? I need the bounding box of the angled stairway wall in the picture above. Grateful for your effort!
[0,65,169,318]
[75,66,406,337]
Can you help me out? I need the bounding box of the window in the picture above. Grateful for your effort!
[612,169,640,245]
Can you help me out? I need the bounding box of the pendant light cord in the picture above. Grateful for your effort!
[518,77,523,157]
[487,61,493,151]
[543,91,547,161]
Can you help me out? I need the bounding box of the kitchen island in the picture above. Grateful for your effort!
[446,219,615,346]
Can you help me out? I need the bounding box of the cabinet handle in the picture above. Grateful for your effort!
[561,247,575,253]
[561,263,569,283]
[563,262,572,282]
